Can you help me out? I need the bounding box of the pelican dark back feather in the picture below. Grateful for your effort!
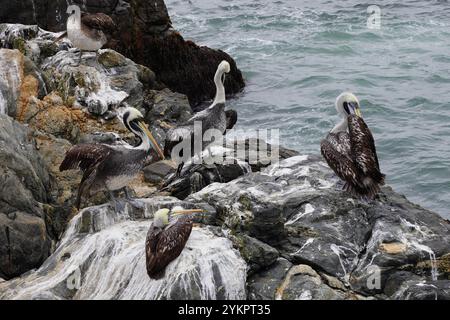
[146,208,204,279]
[163,61,232,174]
[59,107,164,210]
[320,92,385,199]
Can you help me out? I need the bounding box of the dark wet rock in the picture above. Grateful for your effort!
[230,234,279,275]
[138,35,245,106]
[160,138,299,200]
[188,155,450,299]
[247,258,293,300]
[0,212,51,280]
[0,0,245,106]
[163,160,251,200]
[189,171,290,246]
[0,115,52,279]
[392,279,450,300]
[232,138,300,172]
[383,271,423,297]
[0,115,51,214]
[143,160,177,184]
[0,1,38,26]
[136,65,157,88]
[273,264,347,300]
[144,88,192,125]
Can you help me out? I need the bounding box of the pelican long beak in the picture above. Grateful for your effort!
[138,121,165,160]
[172,209,205,216]
[348,102,362,117]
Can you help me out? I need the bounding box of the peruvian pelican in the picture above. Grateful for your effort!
[56,5,117,63]
[146,207,205,279]
[163,60,232,176]
[59,107,165,211]
[320,92,385,199]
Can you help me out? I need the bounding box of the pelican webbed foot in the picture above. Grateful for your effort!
[122,187,145,209]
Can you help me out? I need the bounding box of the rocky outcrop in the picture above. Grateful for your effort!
[0,25,167,277]
[1,153,448,299]
[0,197,247,300]
[161,140,299,199]
[0,20,245,280]
[0,115,52,279]
[144,88,193,126]
[0,46,47,118]
[0,10,448,300]
[0,0,245,106]
[188,155,450,299]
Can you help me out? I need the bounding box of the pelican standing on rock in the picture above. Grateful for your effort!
[320,92,385,199]
[59,107,165,211]
[164,60,232,176]
[146,207,205,279]
[57,5,117,62]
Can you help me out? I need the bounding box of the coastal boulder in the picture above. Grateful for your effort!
[188,155,450,299]
[0,48,47,118]
[0,197,247,300]
[0,115,52,279]
[0,0,245,106]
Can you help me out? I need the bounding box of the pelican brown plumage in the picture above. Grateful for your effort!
[145,207,205,279]
[320,92,385,199]
[59,107,165,211]
[163,60,232,176]
[55,5,117,62]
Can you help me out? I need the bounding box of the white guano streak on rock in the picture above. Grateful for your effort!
[291,238,315,256]
[398,218,438,281]
[330,244,358,284]
[0,202,247,300]
[0,50,22,115]
[358,218,438,281]
[0,91,6,114]
[264,155,309,177]
[285,203,315,226]
[42,50,128,111]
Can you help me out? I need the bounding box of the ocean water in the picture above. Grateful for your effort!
[166,0,450,219]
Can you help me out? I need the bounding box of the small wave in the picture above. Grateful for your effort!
[314,30,353,41]
[292,75,335,88]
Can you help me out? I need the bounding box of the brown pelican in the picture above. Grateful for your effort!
[59,107,165,211]
[146,207,205,279]
[56,5,116,62]
[164,60,231,176]
[320,92,385,199]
